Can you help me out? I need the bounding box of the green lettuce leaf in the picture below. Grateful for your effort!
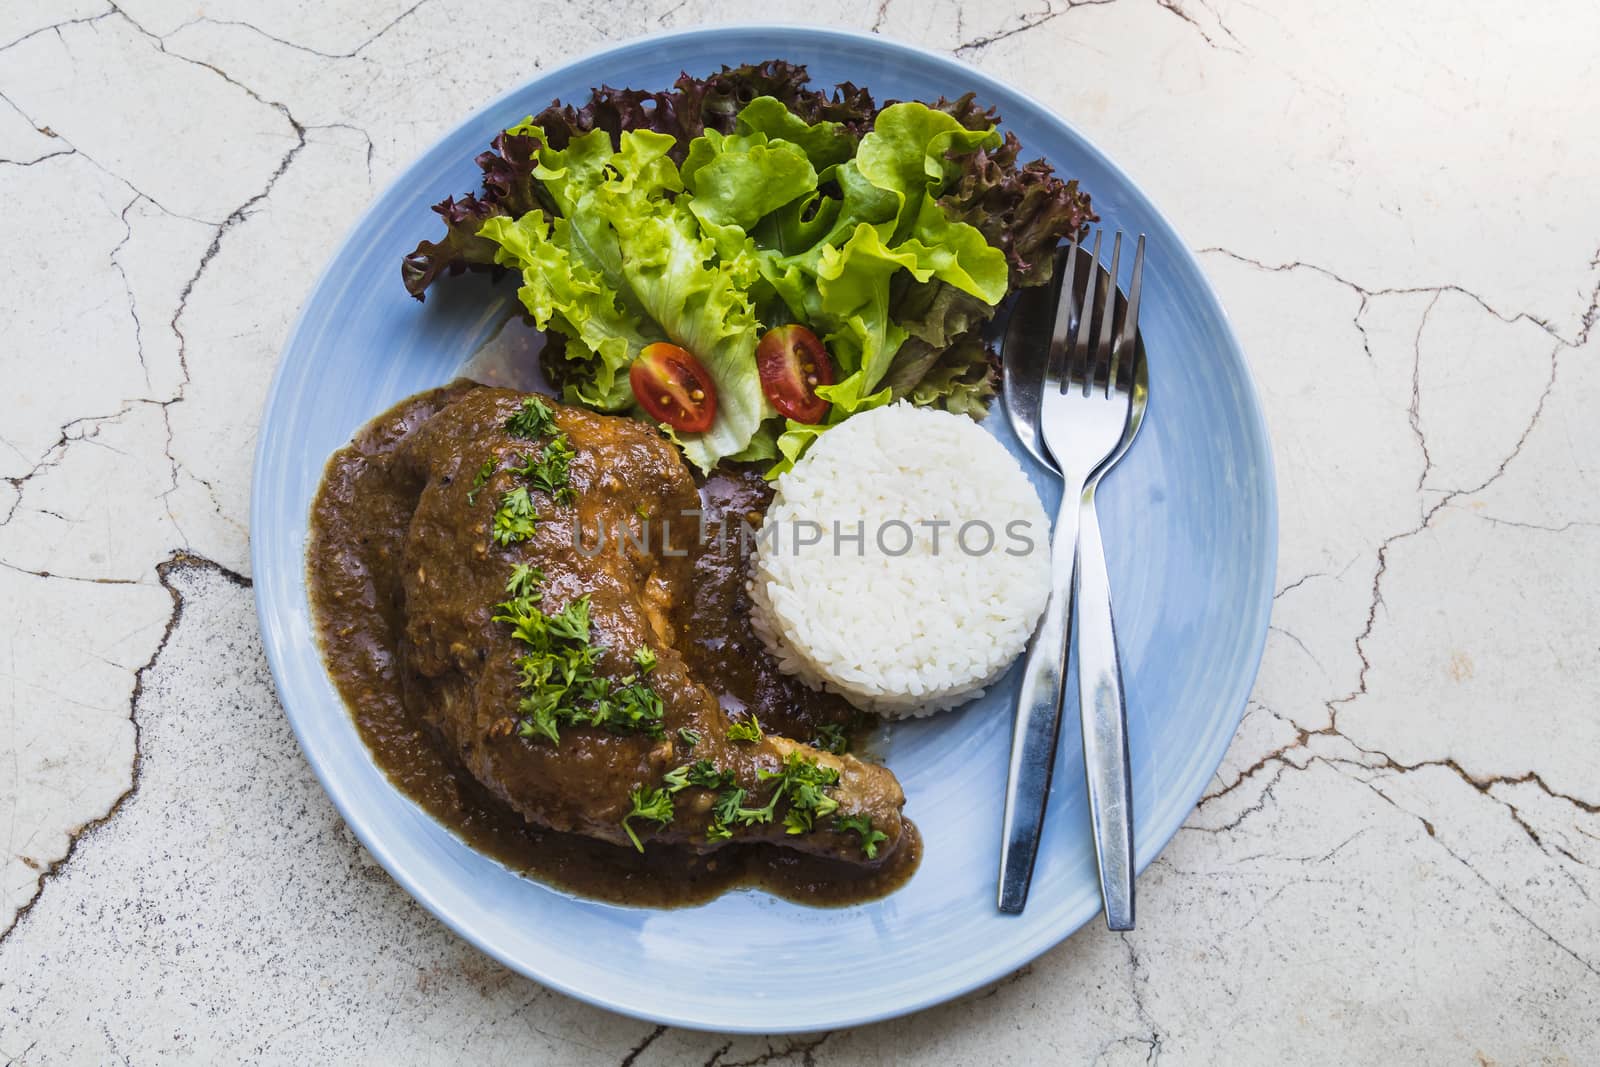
[400,127,550,297]
[412,74,1093,479]
[601,191,771,472]
[855,102,997,212]
[697,101,1014,473]
[930,94,1097,287]
[402,62,880,301]
[479,210,658,411]
[403,65,1093,303]
[732,96,855,170]
[762,105,1008,382]
[879,279,992,394]
[681,128,818,231]
[813,223,927,385]
[518,125,615,215]
[906,337,997,416]
[480,129,769,471]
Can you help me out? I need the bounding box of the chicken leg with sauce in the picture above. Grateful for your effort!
[314,385,907,868]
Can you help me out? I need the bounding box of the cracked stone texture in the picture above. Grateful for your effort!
[1,0,1596,1062]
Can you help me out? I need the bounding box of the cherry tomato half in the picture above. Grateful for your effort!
[629,342,718,434]
[756,325,835,424]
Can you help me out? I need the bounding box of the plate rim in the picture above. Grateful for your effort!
[251,22,1277,1034]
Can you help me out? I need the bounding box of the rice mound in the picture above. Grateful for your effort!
[747,403,1052,718]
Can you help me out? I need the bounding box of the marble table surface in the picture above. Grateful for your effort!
[3,1,1597,1062]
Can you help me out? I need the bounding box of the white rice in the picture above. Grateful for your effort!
[747,403,1052,717]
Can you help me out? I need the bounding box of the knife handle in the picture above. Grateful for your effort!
[997,490,1082,913]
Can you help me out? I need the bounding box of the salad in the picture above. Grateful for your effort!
[403,61,1094,474]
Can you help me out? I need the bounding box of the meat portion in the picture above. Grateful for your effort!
[384,387,906,863]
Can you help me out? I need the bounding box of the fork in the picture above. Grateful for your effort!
[998,230,1146,924]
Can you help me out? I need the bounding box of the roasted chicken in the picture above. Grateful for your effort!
[354,386,906,864]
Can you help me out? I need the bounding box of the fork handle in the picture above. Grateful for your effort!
[997,488,1083,913]
[1074,482,1136,930]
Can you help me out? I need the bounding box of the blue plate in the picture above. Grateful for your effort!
[252,26,1275,1033]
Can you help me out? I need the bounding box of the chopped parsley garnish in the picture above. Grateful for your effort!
[621,785,674,851]
[712,787,747,824]
[691,760,736,790]
[663,759,736,795]
[491,486,538,545]
[629,752,847,844]
[536,434,576,501]
[813,722,850,755]
[634,646,658,673]
[499,399,577,510]
[466,459,495,506]
[834,813,888,859]
[759,753,841,835]
[703,751,841,842]
[505,563,543,600]
[543,596,591,641]
[510,432,577,504]
[505,395,557,439]
[707,786,745,841]
[492,568,665,745]
[727,715,763,743]
[602,680,665,733]
[677,727,701,748]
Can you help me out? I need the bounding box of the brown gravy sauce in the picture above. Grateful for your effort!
[307,383,919,907]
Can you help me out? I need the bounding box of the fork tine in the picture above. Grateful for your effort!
[1068,229,1102,394]
[1044,234,1081,392]
[1115,234,1146,390]
[1094,232,1122,397]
